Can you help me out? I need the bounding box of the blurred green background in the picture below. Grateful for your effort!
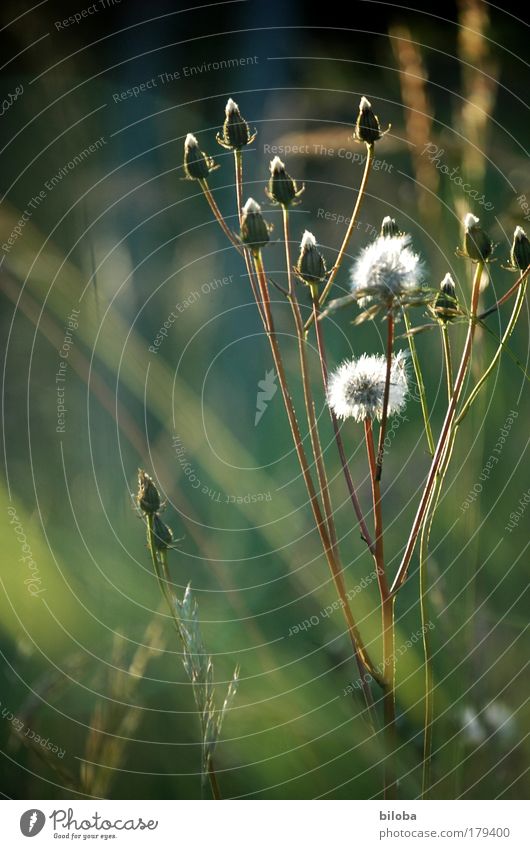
[0,0,528,799]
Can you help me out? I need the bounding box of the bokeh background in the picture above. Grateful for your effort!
[0,0,528,800]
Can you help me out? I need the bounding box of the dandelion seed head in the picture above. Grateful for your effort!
[350,235,425,311]
[327,351,408,422]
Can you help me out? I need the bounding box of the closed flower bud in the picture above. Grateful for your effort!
[355,96,383,145]
[266,156,303,206]
[295,231,328,292]
[380,216,403,238]
[137,470,161,515]
[183,133,217,181]
[152,514,173,551]
[510,226,530,271]
[434,273,459,322]
[240,198,271,251]
[463,213,493,262]
[217,98,256,150]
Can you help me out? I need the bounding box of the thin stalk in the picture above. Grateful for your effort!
[282,208,338,550]
[304,143,375,332]
[418,321,454,798]
[390,262,484,596]
[376,314,395,480]
[312,294,375,554]
[403,310,435,457]
[198,175,266,327]
[476,265,529,320]
[253,249,382,692]
[456,275,528,425]
[147,522,222,800]
[441,323,454,401]
[365,418,396,799]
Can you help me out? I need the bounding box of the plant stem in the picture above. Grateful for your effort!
[403,310,435,457]
[456,274,528,425]
[311,294,375,554]
[376,314,395,480]
[390,261,484,596]
[252,249,382,692]
[146,523,222,801]
[418,322,453,798]
[441,323,454,401]
[476,265,529,320]
[364,419,396,798]
[198,175,266,327]
[304,143,375,332]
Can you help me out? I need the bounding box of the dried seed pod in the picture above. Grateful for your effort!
[294,231,328,292]
[266,156,304,206]
[463,213,493,262]
[216,98,256,150]
[183,133,217,181]
[510,226,530,271]
[434,273,459,322]
[240,198,271,251]
[137,470,161,515]
[355,96,383,145]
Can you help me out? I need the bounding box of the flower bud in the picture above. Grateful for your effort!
[510,225,530,271]
[216,98,256,150]
[463,213,493,262]
[137,470,161,515]
[295,231,328,291]
[355,96,382,145]
[183,133,216,181]
[380,216,403,238]
[434,273,459,322]
[152,514,173,551]
[240,198,271,251]
[266,156,303,206]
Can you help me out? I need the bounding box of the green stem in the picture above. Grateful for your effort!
[456,275,528,425]
[441,323,454,402]
[403,310,435,457]
[304,143,375,332]
[391,262,484,595]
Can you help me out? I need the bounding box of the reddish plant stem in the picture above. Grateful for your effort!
[364,419,396,799]
[253,250,382,693]
[376,314,395,481]
[477,265,529,320]
[311,296,375,554]
[390,261,484,596]
[305,143,375,332]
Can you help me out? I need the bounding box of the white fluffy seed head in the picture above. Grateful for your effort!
[327,351,409,422]
[243,197,261,215]
[464,212,480,231]
[301,230,316,250]
[350,235,424,308]
[225,97,239,116]
[359,95,371,111]
[270,155,285,173]
[514,225,526,240]
[185,133,198,149]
